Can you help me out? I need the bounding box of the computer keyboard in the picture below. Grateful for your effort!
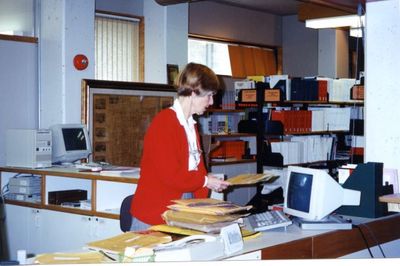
[247,210,292,232]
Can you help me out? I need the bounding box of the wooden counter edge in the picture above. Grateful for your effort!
[261,213,400,259]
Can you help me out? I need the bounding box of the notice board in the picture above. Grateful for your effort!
[81,79,176,166]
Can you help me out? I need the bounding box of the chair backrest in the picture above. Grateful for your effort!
[120,194,134,232]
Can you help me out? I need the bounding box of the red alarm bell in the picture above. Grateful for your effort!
[73,54,89,70]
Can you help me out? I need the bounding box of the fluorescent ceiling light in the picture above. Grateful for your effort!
[306,14,365,29]
[350,28,363,38]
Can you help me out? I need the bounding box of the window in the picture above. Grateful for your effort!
[95,12,142,82]
[0,0,35,37]
[188,37,278,78]
[188,38,232,76]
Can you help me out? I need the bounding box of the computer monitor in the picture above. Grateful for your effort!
[283,166,360,222]
[50,124,92,164]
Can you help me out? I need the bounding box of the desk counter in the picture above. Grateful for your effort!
[229,213,400,259]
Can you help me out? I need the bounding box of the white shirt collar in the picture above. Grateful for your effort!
[171,98,197,127]
[170,99,200,171]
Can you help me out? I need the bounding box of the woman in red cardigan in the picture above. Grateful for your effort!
[130,63,231,230]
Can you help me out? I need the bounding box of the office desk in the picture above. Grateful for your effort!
[26,213,400,264]
[2,166,400,261]
[227,213,400,260]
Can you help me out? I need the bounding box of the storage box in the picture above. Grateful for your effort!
[48,189,87,205]
[264,89,281,102]
[209,141,246,160]
[351,85,364,100]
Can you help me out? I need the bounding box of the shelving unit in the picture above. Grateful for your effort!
[252,81,364,172]
[0,166,139,258]
[0,166,138,219]
[198,108,257,167]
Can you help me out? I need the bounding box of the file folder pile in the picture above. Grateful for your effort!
[162,198,252,233]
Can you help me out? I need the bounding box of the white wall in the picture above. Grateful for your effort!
[318,29,349,78]
[95,0,143,16]
[365,0,400,171]
[318,29,336,78]
[143,1,189,82]
[39,0,95,128]
[143,0,168,83]
[0,40,38,164]
[189,1,282,47]
[166,4,188,72]
[282,15,318,77]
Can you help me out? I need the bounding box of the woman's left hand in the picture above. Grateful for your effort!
[206,174,231,192]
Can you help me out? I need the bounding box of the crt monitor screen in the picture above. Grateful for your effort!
[286,172,313,213]
[50,124,92,164]
[62,128,88,151]
[283,166,360,221]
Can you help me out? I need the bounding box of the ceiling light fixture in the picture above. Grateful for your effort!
[305,14,365,29]
[350,28,363,38]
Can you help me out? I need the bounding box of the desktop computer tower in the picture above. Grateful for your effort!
[6,129,52,168]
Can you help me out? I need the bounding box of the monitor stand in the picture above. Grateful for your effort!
[293,214,352,230]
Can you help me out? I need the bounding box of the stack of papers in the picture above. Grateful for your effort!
[168,198,252,215]
[228,172,279,185]
[149,224,260,241]
[34,251,110,264]
[162,198,252,233]
[86,231,171,254]
[99,166,140,177]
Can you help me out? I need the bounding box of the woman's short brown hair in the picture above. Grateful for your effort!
[174,62,221,96]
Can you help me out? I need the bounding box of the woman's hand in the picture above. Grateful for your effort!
[205,174,231,192]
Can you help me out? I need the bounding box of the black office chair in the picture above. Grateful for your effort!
[119,194,134,232]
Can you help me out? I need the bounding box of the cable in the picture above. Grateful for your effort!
[354,224,374,258]
[359,223,387,258]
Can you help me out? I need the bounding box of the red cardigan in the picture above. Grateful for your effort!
[130,108,209,225]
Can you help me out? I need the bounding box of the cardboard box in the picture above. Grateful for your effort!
[264,89,281,102]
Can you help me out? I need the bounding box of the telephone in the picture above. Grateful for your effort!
[154,234,225,261]
[154,234,218,251]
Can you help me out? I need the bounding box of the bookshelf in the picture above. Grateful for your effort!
[198,109,257,167]
[256,81,364,170]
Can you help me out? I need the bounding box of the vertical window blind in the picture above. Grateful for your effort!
[95,14,139,81]
[188,37,278,78]
[228,45,277,78]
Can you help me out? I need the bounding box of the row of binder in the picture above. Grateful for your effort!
[233,75,361,103]
[198,113,244,134]
[268,135,335,165]
[270,107,351,134]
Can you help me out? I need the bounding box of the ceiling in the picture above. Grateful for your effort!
[210,0,367,15]
[206,0,300,15]
[155,0,367,16]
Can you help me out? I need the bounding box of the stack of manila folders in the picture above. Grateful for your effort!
[162,198,252,233]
